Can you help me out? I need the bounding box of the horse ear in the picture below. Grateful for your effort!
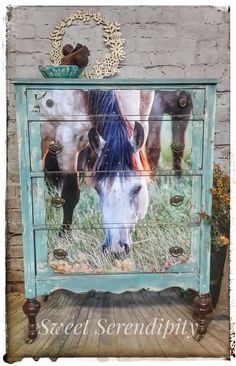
[88,127,106,153]
[130,121,145,151]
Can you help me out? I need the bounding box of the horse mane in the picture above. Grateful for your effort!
[88,90,151,182]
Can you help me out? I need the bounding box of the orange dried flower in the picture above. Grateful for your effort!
[220,235,229,246]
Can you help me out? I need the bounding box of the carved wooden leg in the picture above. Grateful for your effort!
[22,298,41,343]
[193,293,213,340]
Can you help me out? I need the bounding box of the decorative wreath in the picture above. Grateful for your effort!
[49,9,126,79]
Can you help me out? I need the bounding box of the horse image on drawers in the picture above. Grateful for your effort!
[37,89,193,273]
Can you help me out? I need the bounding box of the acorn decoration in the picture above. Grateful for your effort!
[61,42,90,67]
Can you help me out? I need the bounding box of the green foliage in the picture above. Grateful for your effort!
[199,164,230,249]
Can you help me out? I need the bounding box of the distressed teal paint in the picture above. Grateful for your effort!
[191,120,204,170]
[35,231,54,275]
[15,85,36,298]
[35,273,200,296]
[32,179,47,227]
[167,175,201,273]
[14,79,216,298]
[28,122,43,172]
[199,84,217,295]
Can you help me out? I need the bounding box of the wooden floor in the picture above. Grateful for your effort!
[6,288,230,362]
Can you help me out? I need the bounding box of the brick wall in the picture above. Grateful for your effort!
[6,6,230,290]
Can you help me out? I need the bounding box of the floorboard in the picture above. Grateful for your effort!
[5,288,230,362]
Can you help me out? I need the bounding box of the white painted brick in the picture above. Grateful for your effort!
[217,36,230,51]
[177,6,206,24]
[7,121,17,136]
[217,22,230,38]
[15,53,36,66]
[14,65,38,78]
[7,52,16,67]
[178,23,218,41]
[218,49,230,64]
[203,6,227,24]
[216,105,230,122]
[214,145,230,171]
[157,65,185,78]
[223,8,230,23]
[15,38,44,53]
[217,76,230,92]
[217,91,230,105]
[196,47,219,64]
[215,121,229,145]
[197,39,217,50]
[15,23,36,39]
[7,106,16,120]
[139,66,168,78]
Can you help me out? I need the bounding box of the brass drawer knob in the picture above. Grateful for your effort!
[170,143,185,153]
[48,141,63,154]
[170,195,184,206]
[169,246,184,257]
[53,248,67,260]
[178,95,188,108]
[51,195,65,207]
[46,99,54,107]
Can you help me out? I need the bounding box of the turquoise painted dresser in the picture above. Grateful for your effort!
[14,79,217,342]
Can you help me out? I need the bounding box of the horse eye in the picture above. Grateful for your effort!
[133,185,142,196]
[95,186,100,195]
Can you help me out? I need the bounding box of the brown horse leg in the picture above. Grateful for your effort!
[146,119,162,171]
[59,173,80,237]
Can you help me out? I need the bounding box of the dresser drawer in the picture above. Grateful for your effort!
[26,88,205,120]
[28,119,203,172]
[32,175,201,228]
[35,222,200,275]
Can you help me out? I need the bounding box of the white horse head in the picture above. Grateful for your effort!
[89,130,150,254]
[87,90,154,254]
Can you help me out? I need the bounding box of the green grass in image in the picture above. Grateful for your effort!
[46,175,192,273]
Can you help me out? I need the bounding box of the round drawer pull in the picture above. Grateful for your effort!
[51,195,65,208]
[46,99,54,107]
[53,248,67,260]
[170,195,184,206]
[170,143,185,153]
[48,141,63,154]
[178,95,188,108]
[169,246,184,257]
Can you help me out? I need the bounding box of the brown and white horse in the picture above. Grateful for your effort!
[38,89,154,254]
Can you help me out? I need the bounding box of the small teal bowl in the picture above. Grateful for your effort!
[38,65,84,78]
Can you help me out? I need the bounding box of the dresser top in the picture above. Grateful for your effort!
[13,78,217,85]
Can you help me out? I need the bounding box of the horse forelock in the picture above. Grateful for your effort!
[88,90,151,182]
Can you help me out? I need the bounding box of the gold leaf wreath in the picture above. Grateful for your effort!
[49,9,126,79]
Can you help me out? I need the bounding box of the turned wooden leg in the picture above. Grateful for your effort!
[22,298,41,343]
[193,293,213,340]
